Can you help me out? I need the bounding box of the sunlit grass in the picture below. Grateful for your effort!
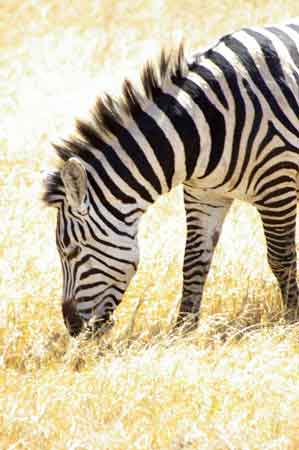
[2,1,299,449]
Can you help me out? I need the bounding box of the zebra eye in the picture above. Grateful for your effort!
[67,246,81,261]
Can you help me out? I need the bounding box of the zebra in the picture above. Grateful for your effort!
[44,21,299,337]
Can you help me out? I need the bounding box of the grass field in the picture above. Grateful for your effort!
[2,1,299,449]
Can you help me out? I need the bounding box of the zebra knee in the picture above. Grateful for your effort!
[175,311,199,332]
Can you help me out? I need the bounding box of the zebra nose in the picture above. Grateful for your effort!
[62,299,84,337]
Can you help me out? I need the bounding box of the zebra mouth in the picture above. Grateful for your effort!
[62,299,84,337]
[63,297,116,338]
[86,316,115,337]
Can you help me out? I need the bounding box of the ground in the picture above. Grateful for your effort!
[1,1,299,449]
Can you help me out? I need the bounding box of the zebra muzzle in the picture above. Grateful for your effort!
[62,299,84,337]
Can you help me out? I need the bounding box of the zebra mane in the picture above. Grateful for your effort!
[43,44,187,206]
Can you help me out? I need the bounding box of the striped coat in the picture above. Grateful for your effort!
[44,21,299,336]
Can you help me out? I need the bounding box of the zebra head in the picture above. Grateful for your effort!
[44,156,140,337]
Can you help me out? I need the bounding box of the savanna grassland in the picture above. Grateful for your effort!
[2,1,299,449]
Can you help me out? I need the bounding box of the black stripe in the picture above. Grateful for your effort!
[79,268,124,284]
[264,229,294,240]
[267,26,299,68]
[172,76,225,178]
[256,186,295,204]
[185,234,204,246]
[232,78,262,190]
[256,195,297,209]
[188,62,229,109]
[84,222,131,250]
[255,175,294,196]
[223,35,299,137]
[101,294,120,306]
[61,206,70,248]
[154,90,201,180]
[255,121,276,160]
[56,213,64,250]
[88,185,133,239]
[68,213,79,242]
[79,254,126,275]
[101,120,162,196]
[82,145,153,204]
[247,146,286,192]
[184,255,204,269]
[205,50,245,185]
[292,69,299,93]
[89,154,147,204]
[131,104,175,190]
[75,281,106,295]
[261,214,297,226]
[185,243,205,252]
[253,161,298,192]
[259,205,296,218]
[88,214,108,238]
[183,270,205,281]
[77,284,124,301]
[244,28,299,118]
[287,24,299,34]
[85,243,136,267]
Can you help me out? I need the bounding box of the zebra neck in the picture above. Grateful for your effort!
[93,70,228,213]
[107,85,208,207]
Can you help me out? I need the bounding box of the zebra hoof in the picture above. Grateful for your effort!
[284,307,299,324]
[174,313,199,333]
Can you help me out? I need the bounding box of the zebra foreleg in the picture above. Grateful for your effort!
[175,185,232,331]
[256,197,299,322]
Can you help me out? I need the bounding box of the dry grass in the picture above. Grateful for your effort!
[2,1,299,449]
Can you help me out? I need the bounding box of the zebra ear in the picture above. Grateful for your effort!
[61,158,87,210]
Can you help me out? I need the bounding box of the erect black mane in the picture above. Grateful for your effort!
[43,44,187,206]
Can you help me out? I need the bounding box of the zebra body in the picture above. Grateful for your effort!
[44,21,299,336]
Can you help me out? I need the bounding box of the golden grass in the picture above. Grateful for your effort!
[2,1,299,448]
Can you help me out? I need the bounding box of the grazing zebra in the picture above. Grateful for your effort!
[44,21,299,337]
